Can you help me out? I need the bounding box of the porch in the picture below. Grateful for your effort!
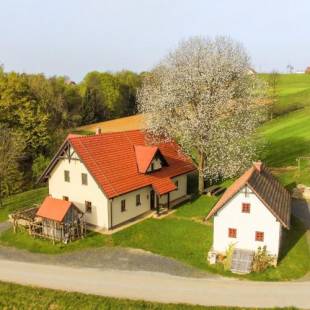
[154,193,191,217]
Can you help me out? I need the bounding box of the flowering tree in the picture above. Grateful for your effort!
[138,36,267,193]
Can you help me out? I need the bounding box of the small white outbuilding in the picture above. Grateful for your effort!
[206,162,291,259]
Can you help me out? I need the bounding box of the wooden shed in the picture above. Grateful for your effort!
[33,196,86,243]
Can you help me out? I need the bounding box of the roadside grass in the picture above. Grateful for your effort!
[0,228,111,254]
[0,187,48,222]
[0,281,297,310]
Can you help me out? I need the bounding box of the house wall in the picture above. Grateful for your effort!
[213,186,282,257]
[147,157,162,172]
[159,174,188,204]
[48,151,110,229]
[48,145,191,230]
[111,186,152,227]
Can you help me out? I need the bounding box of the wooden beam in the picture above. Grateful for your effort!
[167,192,170,210]
[156,195,160,215]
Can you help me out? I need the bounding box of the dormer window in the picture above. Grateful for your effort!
[134,145,168,174]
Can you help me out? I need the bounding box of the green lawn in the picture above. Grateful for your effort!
[0,187,48,222]
[0,281,296,310]
[0,193,309,281]
[113,216,213,271]
[0,228,111,254]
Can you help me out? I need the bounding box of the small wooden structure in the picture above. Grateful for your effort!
[11,197,86,244]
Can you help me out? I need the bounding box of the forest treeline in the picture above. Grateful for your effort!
[0,66,142,200]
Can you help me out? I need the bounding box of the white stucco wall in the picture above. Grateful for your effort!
[213,186,282,257]
[48,151,110,229]
[147,157,162,172]
[159,174,188,204]
[111,186,152,227]
[48,145,190,230]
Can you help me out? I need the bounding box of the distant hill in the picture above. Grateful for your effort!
[260,73,310,116]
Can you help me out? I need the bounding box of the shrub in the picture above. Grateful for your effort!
[222,243,235,271]
[32,155,50,181]
[252,246,275,272]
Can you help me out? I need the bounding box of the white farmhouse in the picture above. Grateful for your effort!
[206,162,291,259]
[39,130,196,230]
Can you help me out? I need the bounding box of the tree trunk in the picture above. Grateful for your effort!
[198,150,205,195]
[0,182,3,208]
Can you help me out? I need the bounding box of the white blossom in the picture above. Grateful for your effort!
[138,36,267,192]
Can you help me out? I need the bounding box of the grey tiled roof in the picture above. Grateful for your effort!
[248,165,291,229]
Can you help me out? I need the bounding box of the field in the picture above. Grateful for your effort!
[77,114,145,133]
[261,73,310,116]
[259,74,310,186]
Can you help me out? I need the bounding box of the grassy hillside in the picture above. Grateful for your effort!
[261,73,310,116]
[0,187,48,222]
[259,74,310,185]
[260,108,310,167]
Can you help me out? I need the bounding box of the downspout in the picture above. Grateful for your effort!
[110,199,113,230]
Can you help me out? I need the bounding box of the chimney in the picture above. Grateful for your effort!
[96,127,102,135]
[253,161,263,173]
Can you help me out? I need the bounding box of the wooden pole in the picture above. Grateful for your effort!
[52,221,55,245]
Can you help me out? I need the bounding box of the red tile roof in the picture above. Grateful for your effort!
[64,130,196,198]
[36,196,72,222]
[134,145,158,173]
[206,162,291,229]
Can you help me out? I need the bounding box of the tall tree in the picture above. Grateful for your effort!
[138,36,267,193]
[0,72,50,156]
[268,70,280,119]
[116,70,141,115]
[0,124,25,206]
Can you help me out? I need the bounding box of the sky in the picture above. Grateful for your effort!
[0,0,309,81]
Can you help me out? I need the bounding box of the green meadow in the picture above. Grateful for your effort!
[259,74,310,186]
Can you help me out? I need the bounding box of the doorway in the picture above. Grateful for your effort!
[150,190,155,210]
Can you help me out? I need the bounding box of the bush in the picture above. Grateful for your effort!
[252,246,275,272]
[32,154,50,181]
[222,243,235,271]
